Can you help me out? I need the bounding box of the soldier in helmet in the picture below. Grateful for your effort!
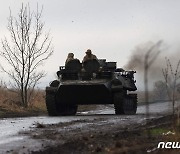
[82,49,97,63]
[65,53,74,65]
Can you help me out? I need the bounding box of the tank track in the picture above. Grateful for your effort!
[114,92,124,114]
[114,92,137,115]
[46,87,78,116]
[124,94,137,114]
[46,87,59,116]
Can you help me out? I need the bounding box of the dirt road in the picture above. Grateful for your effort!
[0,101,176,154]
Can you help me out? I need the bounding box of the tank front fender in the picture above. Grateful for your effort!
[46,87,58,94]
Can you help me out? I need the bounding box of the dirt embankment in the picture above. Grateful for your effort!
[24,115,180,154]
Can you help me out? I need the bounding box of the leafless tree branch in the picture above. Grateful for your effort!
[0,3,53,107]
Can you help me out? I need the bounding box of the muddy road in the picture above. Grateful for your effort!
[0,101,176,154]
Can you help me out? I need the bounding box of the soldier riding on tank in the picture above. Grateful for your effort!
[82,49,97,63]
[65,53,74,65]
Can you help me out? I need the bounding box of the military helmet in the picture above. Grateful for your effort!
[68,53,74,58]
[86,49,92,54]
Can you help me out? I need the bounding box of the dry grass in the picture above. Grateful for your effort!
[0,86,47,117]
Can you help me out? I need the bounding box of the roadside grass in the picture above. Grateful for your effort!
[156,123,180,153]
[148,128,169,136]
[0,86,47,117]
[109,116,180,154]
[144,116,180,138]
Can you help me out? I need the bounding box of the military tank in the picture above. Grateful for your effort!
[46,59,137,116]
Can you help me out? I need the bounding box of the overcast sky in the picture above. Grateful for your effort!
[0,0,180,88]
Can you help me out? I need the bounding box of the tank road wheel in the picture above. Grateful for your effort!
[114,92,125,115]
[114,93,137,115]
[46,88,59,116]
[123,94,137,115]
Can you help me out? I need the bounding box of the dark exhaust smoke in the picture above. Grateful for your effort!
[124,41,179,89]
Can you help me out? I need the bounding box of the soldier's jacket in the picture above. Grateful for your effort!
[82,54,97,63]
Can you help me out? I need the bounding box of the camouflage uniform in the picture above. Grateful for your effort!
[65,53,74,65]
[82,49,97,63]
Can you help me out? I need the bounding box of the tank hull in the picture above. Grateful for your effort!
[55,83,113,105]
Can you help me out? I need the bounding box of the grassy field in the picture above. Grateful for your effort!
[0,86,47,118]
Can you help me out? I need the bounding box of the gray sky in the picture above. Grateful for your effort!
[0,0,180,88]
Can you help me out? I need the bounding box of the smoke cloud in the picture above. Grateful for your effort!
[124,41,180,90]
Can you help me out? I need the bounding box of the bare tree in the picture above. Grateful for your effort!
[0,4,53,107]
[144,41,162,117]
[162,58,180,115]
[144,40,162,138]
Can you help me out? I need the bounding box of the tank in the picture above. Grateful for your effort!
[46,59,138,116]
